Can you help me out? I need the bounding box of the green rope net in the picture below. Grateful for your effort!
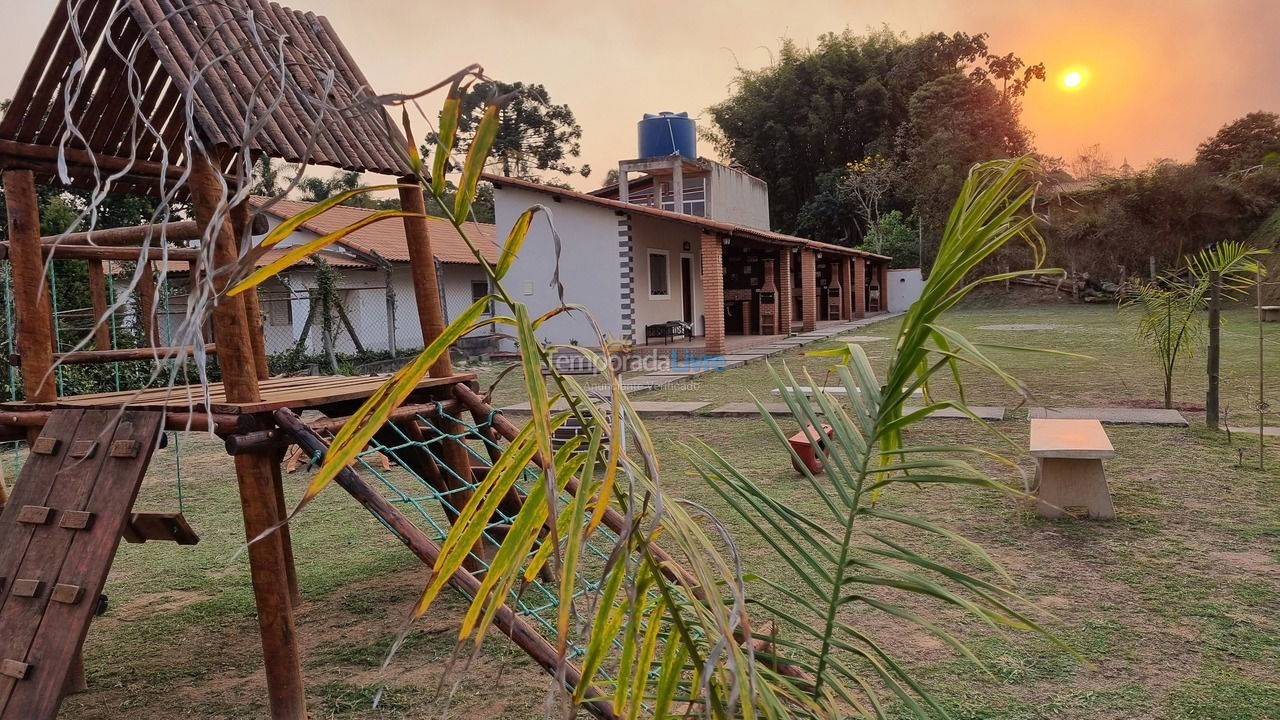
[303,402,630,675]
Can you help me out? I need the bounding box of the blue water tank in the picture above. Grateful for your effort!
[638,112,697,159]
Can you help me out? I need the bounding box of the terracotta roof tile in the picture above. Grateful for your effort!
[251,196,499,265]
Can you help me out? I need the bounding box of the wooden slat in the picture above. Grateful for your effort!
[2,410,163,719]
[0,374,477,414]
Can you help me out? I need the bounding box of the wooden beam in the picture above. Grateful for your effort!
[223,400,467,455]
[0,408,249,435]
[0,138,185,182]
[42,220,199,246]
[8,344,217,367]
[0,242,203,263]
[38,214,268,246]
[397,179,477,528]
[2,169,57,404]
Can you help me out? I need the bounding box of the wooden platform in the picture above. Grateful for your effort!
[0,374,476,415]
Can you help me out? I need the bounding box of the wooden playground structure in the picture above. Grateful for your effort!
[0,2,627,718]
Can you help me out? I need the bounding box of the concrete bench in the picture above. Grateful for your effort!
[1258,306,1280,322]
[1029,418,1116,520]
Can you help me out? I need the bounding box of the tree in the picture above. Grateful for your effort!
[859,209,919,268]
[1125,241,1268,408]
[894,72,1035,260]
[297,170,398,210]
[793,167,861,244]
[1069,143,1115,180]
[250,156,290,196]
[454,80,588,181]
[841,154,896,250]
[707,29,1041,234]
[1196,111,1280,173]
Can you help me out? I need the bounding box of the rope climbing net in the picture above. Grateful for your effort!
[300,401,642,680]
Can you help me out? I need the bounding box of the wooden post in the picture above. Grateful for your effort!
[3,170,57,404]
[396,178,475,520]
[398,179,451,376]
[137,261,157,347]
[86,259,112,349]
[1206,270,1221,430]
[190,154,306,720]
[232,202,270,379]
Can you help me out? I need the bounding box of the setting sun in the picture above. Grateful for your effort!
[1061,69,1086,90]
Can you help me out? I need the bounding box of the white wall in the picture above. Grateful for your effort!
[494,186,626,348]
[706,163,771,230]
[629,214,703,339]
[887,268,924,312]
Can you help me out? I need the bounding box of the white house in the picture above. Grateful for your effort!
[488,122,890,356]
[153,197,498,356]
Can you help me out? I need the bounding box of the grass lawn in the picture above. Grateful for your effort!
[48,300,1279,719]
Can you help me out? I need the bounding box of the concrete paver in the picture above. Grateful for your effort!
[1027,407,1188,426]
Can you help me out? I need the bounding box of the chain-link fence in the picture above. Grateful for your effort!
[0,257,503,401]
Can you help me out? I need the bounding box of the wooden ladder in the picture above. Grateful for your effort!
[0,408,164,720]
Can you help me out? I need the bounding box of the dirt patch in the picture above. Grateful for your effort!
[1209,550,1280,577]
[112,590,209,621]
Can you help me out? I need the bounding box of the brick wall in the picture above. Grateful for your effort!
[800,248,817,331]
[700,231,725,355]
[778,249,793,335]
[840,257,854,320]
[854,257,866,317]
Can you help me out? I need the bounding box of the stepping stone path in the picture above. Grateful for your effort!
[1226,425,1280,436]
[722,353,767,362]
[833,335,888,343]
[705,402,1005,421]
[1027,407,1188,427]
[771,386,924,399]
[504,400,711,416]
[976,323,1070,331]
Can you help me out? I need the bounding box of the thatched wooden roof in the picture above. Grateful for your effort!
[0,0,413,191]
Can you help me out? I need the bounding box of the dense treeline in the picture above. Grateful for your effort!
[1038,113,1280,296]
[706,30,1280,286]
[707,28,1042,261]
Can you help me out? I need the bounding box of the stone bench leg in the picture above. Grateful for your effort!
[1034,457,1116,520]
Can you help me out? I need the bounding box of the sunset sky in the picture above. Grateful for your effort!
[3,0,1278,188]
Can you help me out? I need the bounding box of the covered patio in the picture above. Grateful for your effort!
[629,215,890,355]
